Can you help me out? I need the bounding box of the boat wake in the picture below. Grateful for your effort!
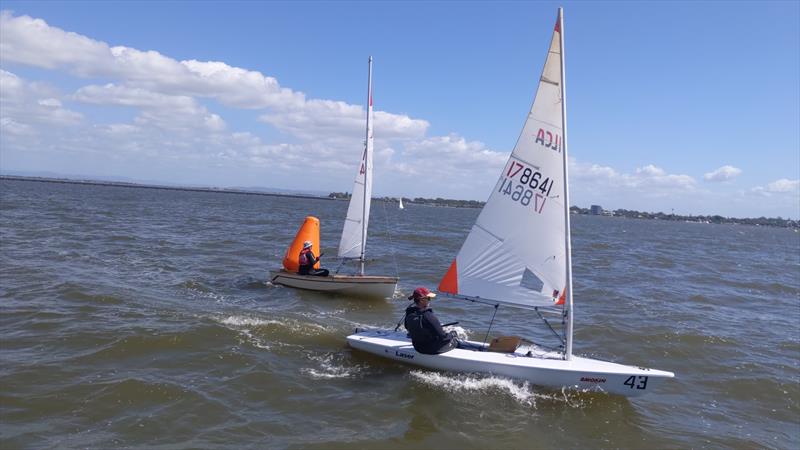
[218,314,331,333]
[213,314,337,350]
[408,370,604,408]
[179,279,231,303]
[301,352,366,379]
[409,370,541,406]
[444,325,470,340]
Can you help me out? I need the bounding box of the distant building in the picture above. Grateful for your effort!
[590,205,603,215]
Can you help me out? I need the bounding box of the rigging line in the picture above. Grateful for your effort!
[535,306,565,346]
[380,199,401,279]
[394,303,412,331]
[481,304,500,349]
[333,258,347,275]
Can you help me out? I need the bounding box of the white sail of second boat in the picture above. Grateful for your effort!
[398,198,404,210]
[338,57,374,261]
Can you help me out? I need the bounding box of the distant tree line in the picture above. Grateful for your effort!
[334,192,796,228]
[569,206,798,229]
[328,192,484,208]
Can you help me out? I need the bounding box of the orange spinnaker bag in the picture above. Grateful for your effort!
[282,216,321,272]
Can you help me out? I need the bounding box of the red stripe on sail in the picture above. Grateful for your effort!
[554,17,561,33]
[438,259,459,294]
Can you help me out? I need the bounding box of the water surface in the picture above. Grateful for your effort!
[1,179,798,449]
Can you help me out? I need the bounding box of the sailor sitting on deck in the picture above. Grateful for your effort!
[404,287,458,355]
[298,241,330,277]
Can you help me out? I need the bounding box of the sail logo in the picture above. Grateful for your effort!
[535,128,561,153]
[359,148,367,175]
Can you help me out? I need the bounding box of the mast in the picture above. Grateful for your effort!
[360,56,373,275]
[558,8,575,360]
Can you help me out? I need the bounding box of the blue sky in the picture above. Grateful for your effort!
[1,1,798,218]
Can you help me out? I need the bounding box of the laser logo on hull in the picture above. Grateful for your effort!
[395,351,414,360]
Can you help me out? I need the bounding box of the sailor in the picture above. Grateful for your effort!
[404,287,458,354]
[298,241,330,277]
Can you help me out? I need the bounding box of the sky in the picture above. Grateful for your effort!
[0,1,798,219]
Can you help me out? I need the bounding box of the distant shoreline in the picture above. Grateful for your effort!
[3,175,797,229]
[0,175,333,201]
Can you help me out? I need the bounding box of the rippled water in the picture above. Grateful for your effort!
[1,179,798,449]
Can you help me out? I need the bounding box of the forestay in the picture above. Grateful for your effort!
[439,18,568,310]
[338,57,374,260]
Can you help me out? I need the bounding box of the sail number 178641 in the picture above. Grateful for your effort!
[497,161,554,213]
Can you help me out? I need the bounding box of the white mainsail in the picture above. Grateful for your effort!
[338,57,374,261]
[439,13,571,313]
[398,198,404,209]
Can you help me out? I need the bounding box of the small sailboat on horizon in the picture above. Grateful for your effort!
[271,57,399,299]
[398,197,404,210]
[347,9,674,396]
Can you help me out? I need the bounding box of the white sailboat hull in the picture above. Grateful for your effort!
[347,329,674,397]
[271,270,397,299]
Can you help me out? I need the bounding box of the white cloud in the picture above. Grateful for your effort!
[180,60,305,109]
[634,164,696,188]
[0,117,33,136]
[750,178,800,196]
[571,160,696,192]
[74,83,195,109]
[399,134,505,172]
[0,11,114,73]
[374,111,430,140]
[0,12,304,109]
[0,69,83,127]
[567,159,707,214]
[741,179,800,218]
[37,98,61,107]
[704,165,742,182]
[766,178,800,193]
[73,83,226,132]
[259,99,428,142]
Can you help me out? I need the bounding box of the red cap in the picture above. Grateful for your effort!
[408,287,437,301]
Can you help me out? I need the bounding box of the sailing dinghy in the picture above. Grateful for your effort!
[347,10,674,396]
[272,57,398,299]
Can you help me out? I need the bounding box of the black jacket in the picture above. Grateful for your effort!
[404,304,455,355]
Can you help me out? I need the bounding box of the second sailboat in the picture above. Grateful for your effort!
[272,57,398,299]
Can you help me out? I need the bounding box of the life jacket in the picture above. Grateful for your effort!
[299,248,311,266]
[404,307,435,343]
